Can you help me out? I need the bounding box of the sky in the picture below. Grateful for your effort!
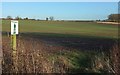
[1,0,119,2]
[2,2,118,20]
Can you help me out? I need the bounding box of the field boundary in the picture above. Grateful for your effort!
[97,22,119,25]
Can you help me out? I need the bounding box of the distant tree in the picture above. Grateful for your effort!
[37,19,40,21]
[96,19,101,22]
[24,17,28,20]
[15,16,22,20]
[49,16,54,21]
[46,17,48,21]
[108,14,120,22]
[7,16,12,20]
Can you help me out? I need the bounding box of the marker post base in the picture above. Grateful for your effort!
[11,35,18,73]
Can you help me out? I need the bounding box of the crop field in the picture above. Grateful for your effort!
[2,20,118,38]
[1,20,118,73]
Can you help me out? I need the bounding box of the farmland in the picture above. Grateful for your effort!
[2,20,118,73]
[2,20,118,38]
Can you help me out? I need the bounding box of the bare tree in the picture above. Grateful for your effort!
[15,16,22,20]
[49,16,54,21]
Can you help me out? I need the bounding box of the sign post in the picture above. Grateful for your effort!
[11,20,18,72]
[11,20,18,51]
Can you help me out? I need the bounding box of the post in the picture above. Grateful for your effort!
[11,20,18,72]
[11,34,18,72]
[11,34,16,53]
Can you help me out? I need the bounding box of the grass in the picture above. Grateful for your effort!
[58,50,93,73]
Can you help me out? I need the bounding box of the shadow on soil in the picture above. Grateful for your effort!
[17,32,118,52]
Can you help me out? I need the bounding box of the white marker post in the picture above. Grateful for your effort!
[11,20,18,35]
[11,20,18,72]
[11,20,18,51]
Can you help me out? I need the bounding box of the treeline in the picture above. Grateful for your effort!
[1,14,120,22]
[2,16,35,20]
[1,16,54,21]
[107,14,120,22]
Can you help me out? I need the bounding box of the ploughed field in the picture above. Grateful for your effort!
[2,20,118,73]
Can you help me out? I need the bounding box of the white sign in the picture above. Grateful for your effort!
[11,20,18,35]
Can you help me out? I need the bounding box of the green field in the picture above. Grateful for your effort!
[2,20,118,39]
[2,20,118,73]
